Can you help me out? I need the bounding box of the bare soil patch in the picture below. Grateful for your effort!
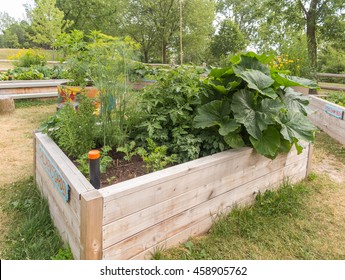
[100,153,147,187]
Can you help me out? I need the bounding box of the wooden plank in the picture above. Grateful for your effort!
[309,106,345,145]
[102,150,308,249]
[0,79,68,88]
[35,132,94,193]
[80,190,103,260]
[317,73,345,79]
[36,163,81,259]
[102,160,308,259]
[99,147,253,201]
[9,92,58,99]
[319,85,345,91]
[36,151,81,221]
[131,169,309,260]
[102,146,307,225]
[306,144,313,177]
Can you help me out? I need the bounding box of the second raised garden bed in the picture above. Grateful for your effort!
[308,95,345,146]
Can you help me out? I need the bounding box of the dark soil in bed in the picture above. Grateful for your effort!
[100,152,148,187]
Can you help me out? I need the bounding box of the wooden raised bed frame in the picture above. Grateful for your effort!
[34,132,312,260]
[308,95,345,146]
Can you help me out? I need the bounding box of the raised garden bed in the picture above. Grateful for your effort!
[308,95,345,146]
[34,131,312,260]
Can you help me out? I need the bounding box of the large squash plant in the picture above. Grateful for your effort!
[194,52,318,159]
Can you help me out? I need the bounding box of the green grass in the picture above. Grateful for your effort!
[0,177,72,260]
[15,98,57,109]
[153,174,344,260]
[0,48,62,61]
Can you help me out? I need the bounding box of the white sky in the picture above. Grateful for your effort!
[0,0,35,21]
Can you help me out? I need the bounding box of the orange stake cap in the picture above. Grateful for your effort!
[88,150,100,160]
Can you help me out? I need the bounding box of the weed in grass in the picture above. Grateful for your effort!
[51,247,73,260]
[0,177,71,260]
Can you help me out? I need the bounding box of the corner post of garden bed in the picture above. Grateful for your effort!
[306,143,314,177]
[80,190,103,260]
[33,130,38,182]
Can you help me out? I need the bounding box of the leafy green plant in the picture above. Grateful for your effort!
[325,91,345,107]
[55,30,91,87]
[48,95,97,159]
[51,247,74,260]
[87,31,138,148]
[10,49,47,67]
[0,65,65,81]
[116,141,137,161]
[136,138,177,172]
[194,52,318,159]
[99,146,113,173]
[76,146,113,176]
[136,66,219,163]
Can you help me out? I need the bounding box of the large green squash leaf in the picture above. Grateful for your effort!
[224,132,245,148]
[194,100,240,135]
[232,54,272,76]
[231,90,284,139]
[277,111,316,143]
[282,88,312,116]
[209,67,233,78]
[273,73,318,89]
[249,126,281,159]
[235,69,276,98]
[203,79,229,94]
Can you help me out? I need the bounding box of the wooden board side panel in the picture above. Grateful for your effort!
[35,132,94,193]
[36,163,81,259]
[309,96,345,144]
[102,157,308,259]
[102,146,309,258]
[102,145,308,225]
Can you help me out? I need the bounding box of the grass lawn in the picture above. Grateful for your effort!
[0,100,344,260]
[0,48,61,61]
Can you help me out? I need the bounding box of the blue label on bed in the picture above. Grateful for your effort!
[324,104,344,119]
[37,144,70,202]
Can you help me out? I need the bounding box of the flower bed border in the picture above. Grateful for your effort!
[34,132,312,260]
[308,95,345,146]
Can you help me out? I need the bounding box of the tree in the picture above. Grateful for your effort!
[56,0,126,36]
[0,12,15,34]
[120,0,215,64]
[210,19,247,59]
[119,0,159,63]
[182,0,215,64]
[216,0,345,72]
[28,0,71,50]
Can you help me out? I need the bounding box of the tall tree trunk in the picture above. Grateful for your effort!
[306,15,317,70]
[306,0,318,94]
[144,50,149,63]
[162,40,167,64]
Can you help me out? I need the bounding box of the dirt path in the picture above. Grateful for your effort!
[0,104,55,249]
